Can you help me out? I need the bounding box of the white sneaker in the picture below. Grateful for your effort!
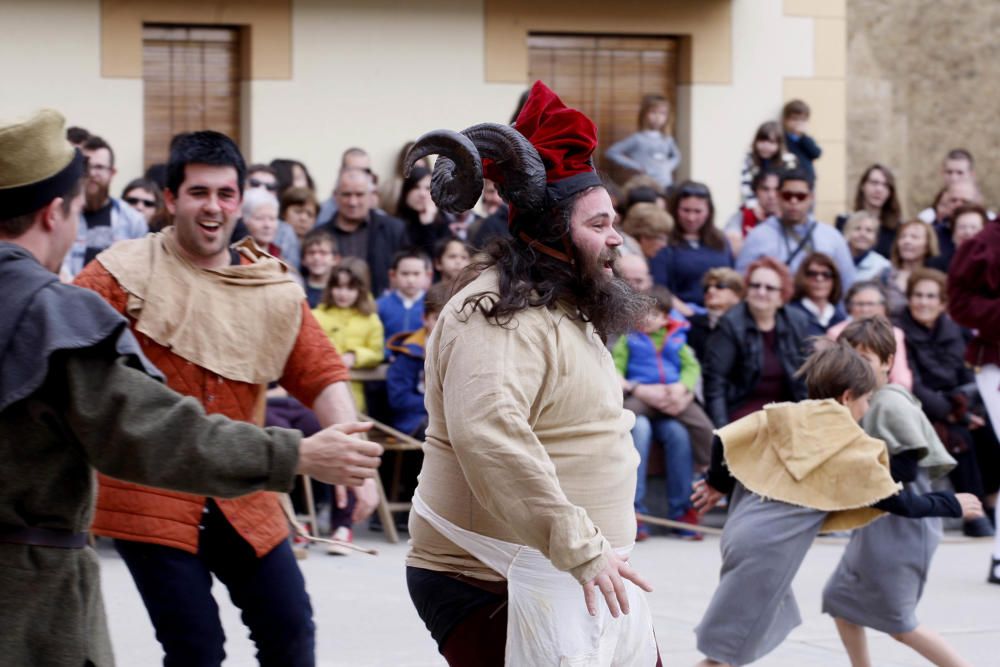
[326,526,353,556]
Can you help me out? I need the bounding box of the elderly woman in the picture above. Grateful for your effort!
[897,267,996,537]
[788,252,848,337]
[241,188,281,257]
[827,280,913,390]
[688,267,744,364]
[703,257,810,428]
[621,202,672,260]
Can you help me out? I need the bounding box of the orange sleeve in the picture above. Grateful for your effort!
[73,260,129,315]
[280,301,351,408]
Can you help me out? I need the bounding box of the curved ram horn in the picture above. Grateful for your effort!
[404,130,483,213]
[461,123,547,213]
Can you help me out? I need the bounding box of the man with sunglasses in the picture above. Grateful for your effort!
[736,169,855,290]
[62,134,147,279]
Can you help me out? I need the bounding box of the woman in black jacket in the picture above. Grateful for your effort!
[897,267,997,537]
[703,257,810,428]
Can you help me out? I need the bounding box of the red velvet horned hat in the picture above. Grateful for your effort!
[404,81,603,263]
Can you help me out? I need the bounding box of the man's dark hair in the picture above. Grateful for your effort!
[945,148,974,167]
[455,187,652,340]
[837,316,897,364]
[165,131,246,196]
[390,247,431,271]
[751,168,779,192]
[779,168,813,191]
[66,126,90,145]
[82,135,114,167]
[0,176,83,238]
[795,341,876,401]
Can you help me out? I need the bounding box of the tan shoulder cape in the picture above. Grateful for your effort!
[717,399,901,532]
[96,228,303,384]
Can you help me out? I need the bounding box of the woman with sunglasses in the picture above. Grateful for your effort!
[788,252,848,337]
[121,178,167,231]
[702,257,810,428]
[650,180,734,316]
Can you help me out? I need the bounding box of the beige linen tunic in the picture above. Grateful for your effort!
[407,268,639,584]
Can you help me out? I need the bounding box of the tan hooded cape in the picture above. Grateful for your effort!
[96,228,303,384]
[717,399,901,532]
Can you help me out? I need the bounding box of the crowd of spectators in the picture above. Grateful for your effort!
[64,93,999,546]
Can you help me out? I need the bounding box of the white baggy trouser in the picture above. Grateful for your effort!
[412,492,659,666]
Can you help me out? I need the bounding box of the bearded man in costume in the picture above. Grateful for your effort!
[0,111,382,667]
[403,82,661,665]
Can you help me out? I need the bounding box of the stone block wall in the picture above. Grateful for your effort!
[848,0,1000,217]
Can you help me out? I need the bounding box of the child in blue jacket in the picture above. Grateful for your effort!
[613,286,715,539]
[386,281,451,438]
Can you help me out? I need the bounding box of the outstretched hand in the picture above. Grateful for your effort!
[582,551,653,618]
[297,421,381,487]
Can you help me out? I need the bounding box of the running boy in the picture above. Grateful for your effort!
[690,342,982,666]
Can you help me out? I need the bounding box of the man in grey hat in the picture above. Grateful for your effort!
[0,109,382,666]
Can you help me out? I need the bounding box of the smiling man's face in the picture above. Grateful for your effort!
[166,163,241,269]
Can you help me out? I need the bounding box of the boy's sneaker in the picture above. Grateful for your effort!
[672,508,703,541]
[326,526,353,556]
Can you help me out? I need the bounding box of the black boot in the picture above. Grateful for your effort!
[989,557,1000,585]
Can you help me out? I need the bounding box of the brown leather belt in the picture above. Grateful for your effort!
[0,525,88,549]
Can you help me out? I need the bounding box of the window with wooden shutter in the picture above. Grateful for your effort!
[142,25,243,169]
[528,34,679,183]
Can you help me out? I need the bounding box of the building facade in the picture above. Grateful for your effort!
[3,0,847,222]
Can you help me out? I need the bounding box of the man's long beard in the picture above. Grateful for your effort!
[573,247,653,338]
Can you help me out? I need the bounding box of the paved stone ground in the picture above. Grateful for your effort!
[100,526,999,666]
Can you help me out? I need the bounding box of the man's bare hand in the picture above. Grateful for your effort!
[297,422,381,487]
[956,492,984,519]
[582,551,653,618]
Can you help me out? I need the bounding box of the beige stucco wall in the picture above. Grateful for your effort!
[2,0,848,221]
[1,0,145,195]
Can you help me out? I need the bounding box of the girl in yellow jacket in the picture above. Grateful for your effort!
[311,257,384,411]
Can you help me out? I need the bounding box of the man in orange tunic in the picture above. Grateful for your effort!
[75,130,376,666]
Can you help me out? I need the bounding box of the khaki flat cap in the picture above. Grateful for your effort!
[0,109,84,218]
